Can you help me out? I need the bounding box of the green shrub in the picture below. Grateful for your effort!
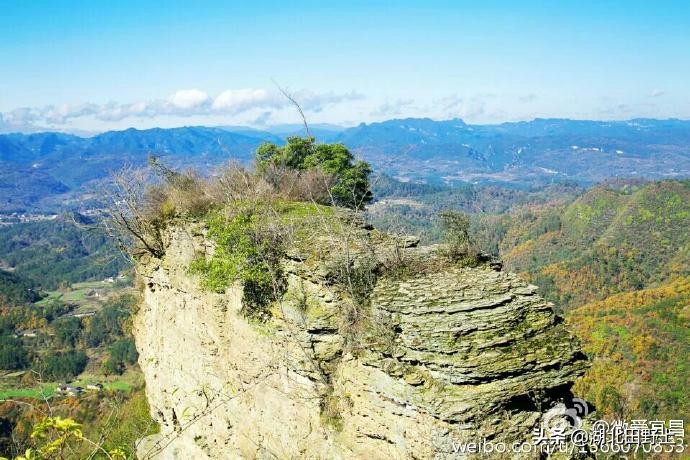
[108,339,139,372]
[102,357,123,376]
[438,210,482,265]
[53,317,83,348]
[83,297,132,347]
[257,137,373,210]
[190,209,286,318]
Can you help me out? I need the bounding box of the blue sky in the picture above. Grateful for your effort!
[1,0,689,132]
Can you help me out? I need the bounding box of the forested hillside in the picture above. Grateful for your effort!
[368,175,583,244]
[0,214,129,289]
[569,277,690,422]
[496,180,690,309]
[372,179,689,309]
[485,180,690,423]
[0,270,39,307]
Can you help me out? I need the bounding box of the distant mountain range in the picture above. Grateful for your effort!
[1,118,689,212]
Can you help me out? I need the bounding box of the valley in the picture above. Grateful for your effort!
[0,121,688,457]
[3,2,689,456]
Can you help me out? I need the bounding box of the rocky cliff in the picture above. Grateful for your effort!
[133,215,588,459]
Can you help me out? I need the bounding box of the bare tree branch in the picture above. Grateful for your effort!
[271,79,312,138]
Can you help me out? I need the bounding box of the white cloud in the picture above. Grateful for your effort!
[168,89,210,109]
[253,111,273,126]
[296,90,364,112]
[648,89,665,98]
[212,88,277,112]
[433,94,487,120]
[371,98,415,116]
[435,95,464,115]
[1,87,364,127]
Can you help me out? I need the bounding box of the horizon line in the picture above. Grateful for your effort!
[4,115,690,137]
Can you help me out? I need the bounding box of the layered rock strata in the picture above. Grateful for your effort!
[134,220,587,459]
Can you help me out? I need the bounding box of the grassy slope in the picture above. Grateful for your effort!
[0,371,141,400]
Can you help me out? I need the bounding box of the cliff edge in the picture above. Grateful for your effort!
[133,212,588,459]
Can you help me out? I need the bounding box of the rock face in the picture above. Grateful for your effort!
[133,220,588,459]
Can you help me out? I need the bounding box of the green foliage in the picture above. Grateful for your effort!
[0,217,129,290]
[1,416,127,460]
[99,390,159,457]
[109,340,138,366]
[257,137,373,210]
[82,295,134,347]
[0,385,156,459]
[103,339,138,375]
[0,335,30,370]
[500,180,690,308]
[190,209,286,318]
[569,277,690,422]
[101,358,122,376]
[35,350,88,380]
[53,318,82,348]
[23,416,87,460]
[0,271,40,308]
[0,300,71,335]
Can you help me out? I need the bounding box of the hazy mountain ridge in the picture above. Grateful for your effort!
[337,118,690,185]
[1,118,689,211]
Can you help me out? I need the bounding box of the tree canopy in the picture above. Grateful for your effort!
[0,335,30,370]
[256,136,373,210]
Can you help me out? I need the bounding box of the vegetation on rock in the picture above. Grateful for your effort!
[256,136,373,210]
[106,137,373,259]
[369,177,690,425]
[190,207,287,318]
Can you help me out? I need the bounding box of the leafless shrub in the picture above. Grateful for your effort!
[165,170,214,217]
[104,158,217,259]
[104,166,166,259]
[206,161,274,204]
[271,166,334,203]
